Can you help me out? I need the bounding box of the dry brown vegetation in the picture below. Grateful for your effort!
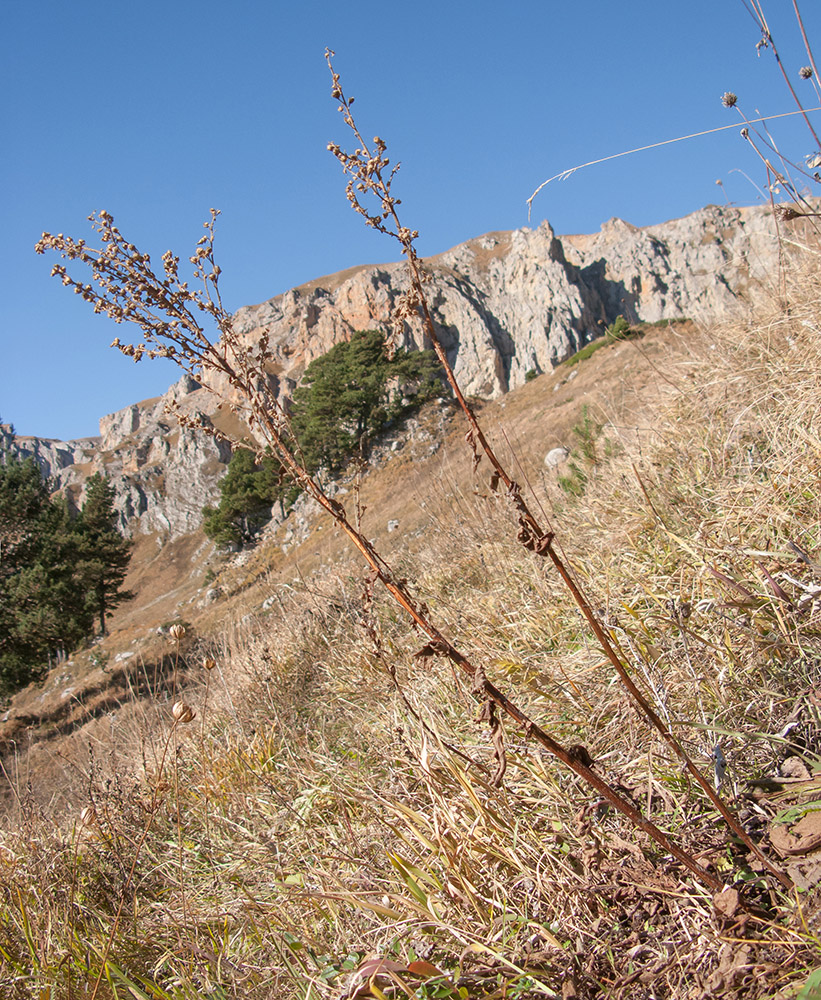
[2,252,821,997]
[8,10,821,991]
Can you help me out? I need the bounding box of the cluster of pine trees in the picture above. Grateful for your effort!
[0,458,132,694]
[203,330,444,546]
[0,332,440,688]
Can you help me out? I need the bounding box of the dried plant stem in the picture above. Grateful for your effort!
[421,262,788,888]
[742,0,821,150]
[88,723,178,1000]
[325,52,791,890]
[793,0,821,90]
[36,58,793,895]
[525,108,821,214]
[290,476,726,890]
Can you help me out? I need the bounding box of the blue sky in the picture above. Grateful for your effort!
[3,0,820,440]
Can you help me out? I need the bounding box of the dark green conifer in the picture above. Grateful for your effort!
[202,449,294,546]
[290,329,443,474]
[0,458,95,691]
[203,332,443,548]
[75,474,133,636]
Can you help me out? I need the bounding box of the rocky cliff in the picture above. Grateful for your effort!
[227,201,781,402]
[3,202,785,538]
[1,377,232,538]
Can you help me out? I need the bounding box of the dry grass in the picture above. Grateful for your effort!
[2,244,821,998]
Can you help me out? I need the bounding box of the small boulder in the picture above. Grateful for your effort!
[545,447,570,468]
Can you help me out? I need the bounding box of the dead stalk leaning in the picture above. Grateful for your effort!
[325,50,791,891]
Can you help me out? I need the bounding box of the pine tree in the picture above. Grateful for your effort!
[0,456,50,560]
[202,448,299,547]
[0,458,91,691]
[0,457,51,689]
[290,330,443,474]
[202,333,443,549]
[75,474,133,636]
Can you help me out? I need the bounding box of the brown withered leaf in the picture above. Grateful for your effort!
[413,638,450,659]
[567,744,595,768]
[787,860,821,890]
[712,886,740,918]
[770,811,821,856]
[534,533,555,556]
[407,960,445,977]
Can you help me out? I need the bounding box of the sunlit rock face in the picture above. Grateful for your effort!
[7,203,785,537]
[3,378,231,539]
[226,202,782,400]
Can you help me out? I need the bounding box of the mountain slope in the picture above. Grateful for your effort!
[3,202,784,542]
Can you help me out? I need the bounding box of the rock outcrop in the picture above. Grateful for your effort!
[2,378,231,538]
[2,202,787,538]
[0,424,99,484]
[226,202,782,402]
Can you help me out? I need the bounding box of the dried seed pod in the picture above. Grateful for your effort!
[775,204,803,221]
[79,805,97,827]
[172,701,196,724]
[168,624,186,641]
[202,657,217,671]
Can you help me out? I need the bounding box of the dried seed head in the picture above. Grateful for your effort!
[203,657,217,671]
[169,624,186,641]
[79,805,97,827]
[721,92,738,108]
[800,65,813,80]
[172,701,196,724]
[775,204,803,221]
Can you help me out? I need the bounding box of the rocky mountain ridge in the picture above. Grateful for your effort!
[3,202,785,538]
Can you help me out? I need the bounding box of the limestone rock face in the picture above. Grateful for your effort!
[2,378,231,539]
[224,203,781,404]
[561,203,778,325]
[3,203,786,537]
[1,425,99,483]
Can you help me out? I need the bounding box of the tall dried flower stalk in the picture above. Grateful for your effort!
[324,49,791,890]
[36,223,733,894]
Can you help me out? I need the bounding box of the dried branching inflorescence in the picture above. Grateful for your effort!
[35,210,280,449]
[325,50,431,350]
[325,51,792,892]
[35,209,228,369]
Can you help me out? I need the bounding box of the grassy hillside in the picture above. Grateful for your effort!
[2,257,821,998]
